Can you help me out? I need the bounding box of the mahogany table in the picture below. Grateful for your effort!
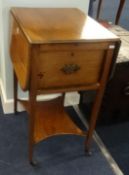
[10,7,120,164]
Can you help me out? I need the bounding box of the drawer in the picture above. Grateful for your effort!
[37,50,105,90]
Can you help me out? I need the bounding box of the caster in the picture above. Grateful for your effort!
[85,148,92,156]
[30,159,38,166]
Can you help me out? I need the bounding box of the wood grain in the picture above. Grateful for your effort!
[10,8,121,163]
[19,97,85,143]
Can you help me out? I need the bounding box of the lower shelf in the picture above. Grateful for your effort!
[19,97,85,143]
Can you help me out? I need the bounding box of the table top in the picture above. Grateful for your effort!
[11,7,119,44]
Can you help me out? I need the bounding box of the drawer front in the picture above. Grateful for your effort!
[37,50,105,89]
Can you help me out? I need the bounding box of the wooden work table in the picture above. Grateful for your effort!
[10,7,120,165]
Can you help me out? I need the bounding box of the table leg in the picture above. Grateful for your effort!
[28,89,37,165]
[85,88,104,154]
[85,46,118,153]
[96,0,102,20]
[115,0,125,24]
[13,70,18,114]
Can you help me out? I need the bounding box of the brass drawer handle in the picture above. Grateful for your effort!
[61,64,80,74]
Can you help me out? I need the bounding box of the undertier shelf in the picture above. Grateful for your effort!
[18,97,86,143]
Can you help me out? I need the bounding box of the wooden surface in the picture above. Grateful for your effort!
[37,45,106,89]
[19,97,85,143]
[10,8,121,163]
[10,8,119,91]
[11,7,118,44]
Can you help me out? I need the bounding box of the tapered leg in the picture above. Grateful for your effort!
[85,89,103,153]
[85,47,118,153]
[96,0,102,20]
[28,114,35,165]
[28,85,37,165]
[13,70,18,114]
[115,0,125,24]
